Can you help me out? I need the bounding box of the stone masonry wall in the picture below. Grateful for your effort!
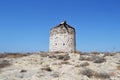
[49,22,76,53]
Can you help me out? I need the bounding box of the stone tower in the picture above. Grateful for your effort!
[49,21,76,53]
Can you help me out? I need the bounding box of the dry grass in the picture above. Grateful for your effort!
[79,56,92,61]
[117,66,120,70]
[80,68,110,79]
[41,67,52,72]
[80,62,90,67]
[75,62,89,68]
[94,72,110,79]
[0,53,28,58]
[75,50,82,54]
[80,68,94,78]
[0,60,11,68]
[56,54,70,61]
[20,69,27,73]
[104,52,116,57]
[60,61,70,65]
[90,51,100,55]
[79,54,106,63]
[39,53,49,57]
[50,72,59,78]
[79,54,97,61]
[49,54,70,61]
[0,53,29,69]
[93,57,106,63]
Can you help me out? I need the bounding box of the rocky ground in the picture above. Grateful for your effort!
[0,52,120,80]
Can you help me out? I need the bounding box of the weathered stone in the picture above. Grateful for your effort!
[49,21,76,53]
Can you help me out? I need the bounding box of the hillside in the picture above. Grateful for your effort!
[0,52,120,80]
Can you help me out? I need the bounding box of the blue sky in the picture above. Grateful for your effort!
[0,0,120,52]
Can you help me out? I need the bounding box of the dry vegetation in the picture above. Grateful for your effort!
[20,69,27,73]
[80,62,90,67]
[80,68,110,79]
[117,66,120,70]
[0,53,29,58]
[93,57,106,63]
[0,51,120,80]
[79,54,106,63]
[41,66,52,72]
[80,68,94,78]
[48,53,70,61]
[0,53,30,69]
[0,60,11,68]
[39,52,49,57]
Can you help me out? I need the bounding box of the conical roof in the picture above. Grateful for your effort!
[50,21,75,35]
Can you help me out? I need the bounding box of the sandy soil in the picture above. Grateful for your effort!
[0,52,120,80]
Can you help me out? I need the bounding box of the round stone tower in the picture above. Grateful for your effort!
[49,21,76,53]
